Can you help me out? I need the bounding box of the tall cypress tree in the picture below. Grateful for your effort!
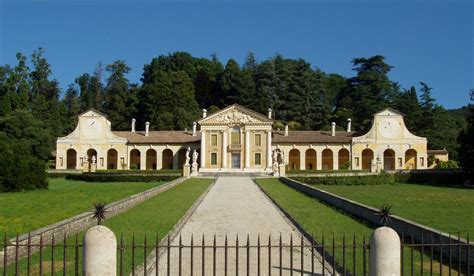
[103,60,132,130]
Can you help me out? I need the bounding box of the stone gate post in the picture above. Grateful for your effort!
[83,225,117,275]
[369,226,401,276]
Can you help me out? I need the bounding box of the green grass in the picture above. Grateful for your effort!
[0,178,167,239]
[256,178,452,275]
[308,183,474,236]
[4,178,213,275]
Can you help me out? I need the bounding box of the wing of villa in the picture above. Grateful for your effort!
[56,104,429,173]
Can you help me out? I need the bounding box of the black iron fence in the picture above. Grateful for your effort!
[1,233,472,275]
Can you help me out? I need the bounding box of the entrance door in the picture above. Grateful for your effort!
[231,153,241,169]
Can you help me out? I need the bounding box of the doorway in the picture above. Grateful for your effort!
[231,153,241,169]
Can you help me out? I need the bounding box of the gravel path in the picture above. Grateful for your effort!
[144,176,333,275]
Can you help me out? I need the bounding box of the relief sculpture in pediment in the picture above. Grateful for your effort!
[213,109,259,124]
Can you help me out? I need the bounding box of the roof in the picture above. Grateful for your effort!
[427,149,449,155]
[273,130,359,143]
[78,108,109,118]
[113,131,201,144]
[198,103,273,124]
[373,107,406,117]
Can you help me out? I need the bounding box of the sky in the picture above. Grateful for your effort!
[1,0,472,109]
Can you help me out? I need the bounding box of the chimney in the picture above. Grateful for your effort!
[347,118,352,132]
[284,125,289,136]
[268,108,272,119]
[192,122,197,136]
[202,109,207,118]
[131,118,136,133]
[331,122,336,136]
[145,122,150,137]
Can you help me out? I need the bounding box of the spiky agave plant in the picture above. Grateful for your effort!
[374,204,392,226]
[92,202,107,225]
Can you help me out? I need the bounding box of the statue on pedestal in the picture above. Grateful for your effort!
[185,147,191,166]
[191,150,199,175]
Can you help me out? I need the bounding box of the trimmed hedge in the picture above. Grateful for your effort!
[395,169,473,187]
[65,173,179,183]
[95,169,181,175]
[291,173,395,186]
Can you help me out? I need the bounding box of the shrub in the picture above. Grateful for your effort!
[65,173,179,183]
[436,160,459,169]
[395,169,472,187]
[291,173,395,186]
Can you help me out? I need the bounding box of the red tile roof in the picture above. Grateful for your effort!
[113,131,201,144]
[273,131,358,143]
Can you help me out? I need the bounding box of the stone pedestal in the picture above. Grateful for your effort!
[279,164,286,177]
[90,163,97,173]
[82,161,90,173]
[191,163,198,176]
[183,164,191,178]
[83,225,117,275]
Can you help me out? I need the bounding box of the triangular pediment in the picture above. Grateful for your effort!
[374,108,405,117]
[198,104,273,125]
[79,108,108,118]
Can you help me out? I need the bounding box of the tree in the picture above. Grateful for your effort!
[63,84,80,132]
[219,59,242,106]
[0,110,50,191]
[393,86,421,130]
[102,60,132,130]
[458,89,474,169]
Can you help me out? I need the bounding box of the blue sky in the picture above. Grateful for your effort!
[1,0,472,109]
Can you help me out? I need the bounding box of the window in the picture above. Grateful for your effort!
[231,127,240,145]
[100,157,104,166]
[59,157,63,167]
[420,157,425,167]
[211,134,218,146]
[255,134,261,146]
[211,153,218,165]
[255,153,261,165]
[398,158,402,167]
[355,157,360,167]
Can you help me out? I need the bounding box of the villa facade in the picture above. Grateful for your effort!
[55,104,428,172]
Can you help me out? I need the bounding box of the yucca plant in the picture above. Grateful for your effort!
[92,202,107,225]
[374,204,392,226]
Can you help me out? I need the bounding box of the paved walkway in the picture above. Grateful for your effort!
[145,176,332,275]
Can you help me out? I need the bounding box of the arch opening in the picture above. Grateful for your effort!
[130,149,141,170]
[384,149,396,171]
[338,148,350,170]
[405,149,417,170]
[146,149,157,170]
[66,149,77,170]
[361,149,374,170]
[288,149,300,170]
[305,149,316,170]
[177,148,187,169]
[322,149,333,170]
[107,149,118,170]
[162,149,173,170]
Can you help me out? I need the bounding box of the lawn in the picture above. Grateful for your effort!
[256,178,452,275]
[0,178,167,239]
[307,182,474,236]
[4,178,214,275]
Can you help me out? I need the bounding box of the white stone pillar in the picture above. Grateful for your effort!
[333,151,339,170]
[245,130,251,169]
[316,153,322,170]
[266,130,272,168]
[222,131,228,169]
[200,131,206,168]
[140,149,146,170]
[156,151,162,170]
[83,225,116,275]
[369,227,401,276]
[299,153,305,170]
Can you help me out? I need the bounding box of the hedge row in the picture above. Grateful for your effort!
[291,173,395,186]
[95,169,182,175]
[65,173,180,183]
[395,169,473,187]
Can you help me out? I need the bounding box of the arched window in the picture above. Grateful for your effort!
[177,148,188,169]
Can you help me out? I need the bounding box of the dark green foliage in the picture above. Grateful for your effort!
[435,160,459,169]
[458,90,474,169]
[291,174,395,186]
[65,173,179,182]
[394,169,472,187]
[92,202,107,225]
[374,204,392,226]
